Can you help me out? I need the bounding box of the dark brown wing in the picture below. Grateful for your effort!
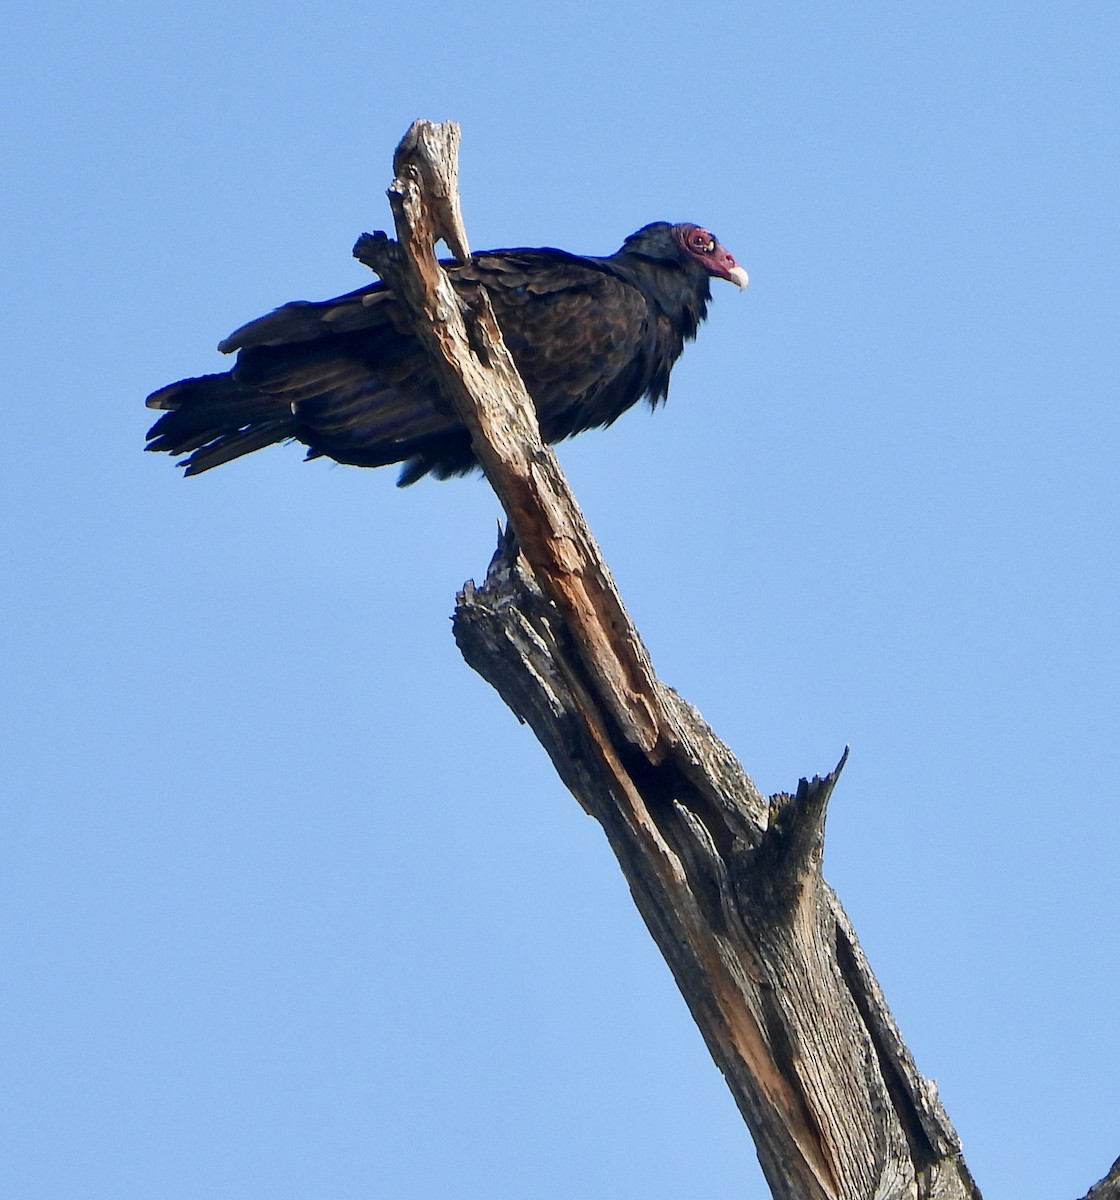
[230,289,458,472]
[457,251,654,441]
[148,283,463,477]
[147,249,655,483]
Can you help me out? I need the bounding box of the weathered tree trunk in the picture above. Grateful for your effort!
[358,119,1117,1200]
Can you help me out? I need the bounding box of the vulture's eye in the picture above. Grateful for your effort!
[690,231,716,253]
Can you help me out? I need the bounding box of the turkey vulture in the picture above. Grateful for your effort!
[145,221,747,486]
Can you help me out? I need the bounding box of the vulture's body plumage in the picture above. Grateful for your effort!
[146,222,746,484]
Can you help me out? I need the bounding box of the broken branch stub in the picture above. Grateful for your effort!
[453,542,980,1200]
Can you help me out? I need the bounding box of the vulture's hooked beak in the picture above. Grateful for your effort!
[711,245,749,290]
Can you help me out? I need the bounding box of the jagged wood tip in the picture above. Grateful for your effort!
[392,119,470,262]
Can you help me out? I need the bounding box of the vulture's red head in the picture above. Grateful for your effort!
[674,223,749,288]
[619,221,748,291]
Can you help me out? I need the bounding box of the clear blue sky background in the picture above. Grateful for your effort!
[2,3,1117,1197]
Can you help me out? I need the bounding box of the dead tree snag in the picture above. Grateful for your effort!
[353,118,1114,1200]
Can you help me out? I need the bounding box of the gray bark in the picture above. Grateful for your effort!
[1082,1157,1120,1200]
[452,543,976,1200]
[358,118,1115,1200]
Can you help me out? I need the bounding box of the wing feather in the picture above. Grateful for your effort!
[149,243,669,482]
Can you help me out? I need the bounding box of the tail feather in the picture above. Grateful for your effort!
[145,372,295,474]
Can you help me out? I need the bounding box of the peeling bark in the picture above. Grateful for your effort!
[357,119,1114,1200]
[452,547,976,1200]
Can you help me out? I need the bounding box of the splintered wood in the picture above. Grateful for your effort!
[368,117,1001,1200]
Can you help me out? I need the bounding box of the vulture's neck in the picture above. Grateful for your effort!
[612,254,712,342]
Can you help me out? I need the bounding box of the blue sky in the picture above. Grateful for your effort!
[2,3,1118,1197]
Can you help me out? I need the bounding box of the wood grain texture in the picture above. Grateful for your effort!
[356,119,664,754]
[369,119,1114,1200]
[454,545,978,1200]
